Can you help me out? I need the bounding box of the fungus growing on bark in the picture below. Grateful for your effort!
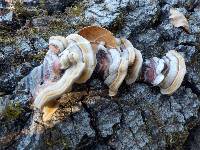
[143,50,186,95]
[29,26,186,121]
[169,8,189,32]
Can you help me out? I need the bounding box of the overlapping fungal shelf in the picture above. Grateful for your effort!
[93,38,143,96]
[79,26,144,96]
[34,34,96,121]
[143,50,186,95]
[32,26,186,121]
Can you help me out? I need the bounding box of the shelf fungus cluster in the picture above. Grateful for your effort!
[143,50,186,95]
[29,26,186,121]
[34,34,96,121]
[79,26,143,96]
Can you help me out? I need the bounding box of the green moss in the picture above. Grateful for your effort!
[39,0,45,8]
[17,27,39,38]
[0,1,88,47]
[4,103,23,120]
[49,19,69,33]
[39,18,72,40]
[0,35,16,45]
[46,136,70,149]
[66,2,85,17]
[14,0,44,19]
[0,27,40,45]
[32,51,47,62]
[110,12,125,35]
[166,131,189,149]
[1,0,88,45]
[43,127,70,149]
[0,19,68,46]
[70,5,83,17]
[14,1,30,18]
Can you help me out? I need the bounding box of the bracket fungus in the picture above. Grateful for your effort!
[28,26,186,121]
[143,50,186,95]
[118,38,143,85]
[160,50,186,94]
[79,26,143,96]
[34,34,96,121]
[65,34,97,83]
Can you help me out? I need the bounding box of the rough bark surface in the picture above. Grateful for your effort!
[0,0,200,149]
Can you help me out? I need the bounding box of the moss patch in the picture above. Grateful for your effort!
[48,19,69,34]
[14,0,44,18]
[67,3,85,17]
[0,35,16,45]
[32,51,47,62]
[4,103,23,120]
[14,1,27,15]
[109,12,126,35]
[65,1,86,17]
[42,126,70,149]
[166,130,189,149]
